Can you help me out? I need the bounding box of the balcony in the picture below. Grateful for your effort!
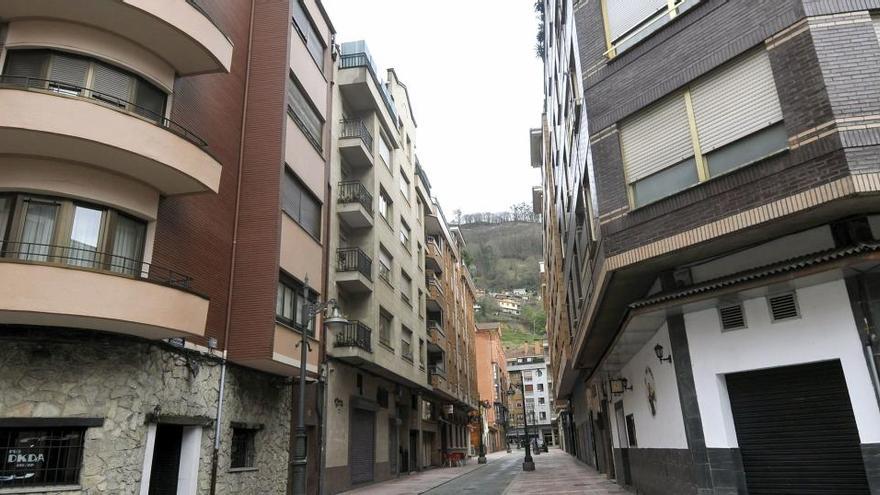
[336,247,373,293]
[337,181,374,229]
[425,237,443,273]
[0,0,233,75]
[334,321,372,353]
[337,42,398,135]
[338,119,374,168]
[427,319,444,341]
[0,78,221,195]
[426,274,444,312]
[0,242,208,339]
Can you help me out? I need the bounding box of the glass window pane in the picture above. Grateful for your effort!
[292,1,324,70]
[379,137,391,167]
[706,123,788,178]
[0,196,11,246]
[276,283,284,318]
[110,215,146,276]
[632,158,699,207]
[19,200,58,261]
[301,192,321,239]
[287,77,323,148]
[67,206,103,268]
[282,169,303,220]
[134,82,166,122]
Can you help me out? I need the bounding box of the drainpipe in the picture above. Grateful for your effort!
[208,0,256,492]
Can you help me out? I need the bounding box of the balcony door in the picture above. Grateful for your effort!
[17,198,59,261]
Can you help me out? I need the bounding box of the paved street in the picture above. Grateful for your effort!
[342,449,631,495]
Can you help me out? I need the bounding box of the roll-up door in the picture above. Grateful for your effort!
[92,63,133,106]
[620,94,693,183]
[690,49,782,153]
[726,360,870,495]
[350,408,375,484]
[3,50,46,82]
[605,0,667,41]
[48,53,89,90]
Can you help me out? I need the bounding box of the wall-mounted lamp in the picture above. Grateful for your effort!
[609,378,632,395]
[654,344,672,364]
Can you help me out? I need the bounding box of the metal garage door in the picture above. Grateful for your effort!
[350,408,375,484]
[726,360,869,494]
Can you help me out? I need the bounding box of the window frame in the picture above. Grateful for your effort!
[230,427,258,470]
[275,272,319,337]
[281,166,322,240]
[0,425,88,488]
[290,0,326,71]
[286,72,324,152]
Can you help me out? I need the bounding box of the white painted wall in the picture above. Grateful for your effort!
[608,323,689,449]
[685,279,880,448]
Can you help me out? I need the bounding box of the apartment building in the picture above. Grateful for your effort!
[475,322,510,454]
[0,1,333,493]
[507,355,555,448]
[537,0,880,493]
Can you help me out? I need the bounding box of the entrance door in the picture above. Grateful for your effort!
[148,425,182,495]
[409,431,418,472]
[726,360,870,494]
[389,419,398,476]
[613,402,631,485]
[350,409,375,484]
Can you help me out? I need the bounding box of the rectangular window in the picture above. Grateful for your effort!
[379,135,392,168]
[379,308,393,347]
[0,196,11,246]
[401,270,412,304]
[399,170,411,202]
[17,199,58,262]
[537,384,544,392]
[625,414,638,447]
[400,219,411,250]
[603,0,699,56]
[401,326,413,362]
[230,428,257,469]
[419,338,425,366]
[275,274,318,336]
[291,0,325,70]
[0,427,86,488]
[378,246,392,284]
[287,74,323,150]
[378,188,393,223]
[631,157,699,207]
[282,167,322,239]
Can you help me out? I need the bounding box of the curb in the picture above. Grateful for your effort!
[416,455,501,494]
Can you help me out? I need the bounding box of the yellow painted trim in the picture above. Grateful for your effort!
[683,89,708,182]
[600,0,616,59]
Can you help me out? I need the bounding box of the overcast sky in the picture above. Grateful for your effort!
[324,0,544,215]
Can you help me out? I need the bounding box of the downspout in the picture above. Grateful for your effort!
[209,0,256,492]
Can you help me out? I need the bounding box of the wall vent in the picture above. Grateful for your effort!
[719,304,746,331]
[768,292,800,321]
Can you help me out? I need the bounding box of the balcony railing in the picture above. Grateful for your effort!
[0,241,192,289]
[337,248,372,280]
[338,181,373,214]
[427,319,443,337]
[338,45,399,123]
[339,118,374,152]
[428,365,446,379]
[426,274,443,294]
[0,75,208,148]
[334,321,372,353]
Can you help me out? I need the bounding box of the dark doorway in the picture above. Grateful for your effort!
[409,430,418,472]
[148,424,182,495]
[727,360,870,494]
[349,409,375,484]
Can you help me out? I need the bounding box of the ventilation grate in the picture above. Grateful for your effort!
[768,292,799,321]
[719,304,746,330]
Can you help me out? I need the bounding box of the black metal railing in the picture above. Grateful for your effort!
[0,75,208,148]
[334,321,372,352]
[0,241,192,289]
[339,118,374,151]
[336,247,372,280]
[338,181,373,214]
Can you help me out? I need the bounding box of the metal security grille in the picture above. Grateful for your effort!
[726,361,870,494]
[0,427,85,488]
[768,292,799,321]
[719,304,746,330]
[349,409,375,484]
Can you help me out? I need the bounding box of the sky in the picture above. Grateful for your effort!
[323,0,544,215]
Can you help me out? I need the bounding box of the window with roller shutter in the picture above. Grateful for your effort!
[602,0,703,56]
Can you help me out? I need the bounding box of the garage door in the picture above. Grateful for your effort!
[726,360,869,494]
[350,408,375,484]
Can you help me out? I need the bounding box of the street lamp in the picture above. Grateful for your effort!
[291,276,348,495]
[508,373,535,472]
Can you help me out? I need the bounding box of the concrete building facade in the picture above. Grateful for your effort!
[507,355,555,448]
[536,0,880,493]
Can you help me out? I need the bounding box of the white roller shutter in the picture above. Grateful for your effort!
[620,94,694,183]
[690,49,783,153]
[605,0,667,41]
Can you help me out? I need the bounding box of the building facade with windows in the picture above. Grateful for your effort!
[506,355,555,447]
[475,322,510,454]
[538,0,880,493]
[0,1,334,493]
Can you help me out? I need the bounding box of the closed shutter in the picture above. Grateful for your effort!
[134,83,166,121]
[726,360,870,494]
[620,94,693,183]
[92,63,132,105]
[3,50,46,82]
[690,49,782,153]
[605,0,667,40]
[48,53,89,88]
[350,409,375,484]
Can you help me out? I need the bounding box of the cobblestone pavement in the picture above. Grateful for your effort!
[341,448,632,494]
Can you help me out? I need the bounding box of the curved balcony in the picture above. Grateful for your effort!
[0,0,233,75]
[0,243,208,340]
[0,79,221,195]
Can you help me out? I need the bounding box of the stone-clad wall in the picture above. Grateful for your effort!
[0,328,291,494]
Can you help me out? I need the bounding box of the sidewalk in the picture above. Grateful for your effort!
[503,449,632,495]
[340,450,509,495]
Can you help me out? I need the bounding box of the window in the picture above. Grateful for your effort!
[287,74,323,150]
[620,49,785,207]
[0,426,86,488]
[230,427,257,469]
[379,135,392,168]
[537,384,544,392]
[602,0,700,56]
[356,373,363,395]
[0,194,146,275]
[625,414,638,447]
[291,1,325,70]
[275,273,318,336]
[538,397,545,404]
[282,167,322,239]
[399,170,411,202]
[377,388,389,408]
[401,270,412,304]
[540,412,547,420]
[378,246,393,284]
[2,49,167,121]
[400,219,411,250]
[378,188,393,224]
[401,326,413,362]
[419,338,425,366]
[379,308,393,347]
